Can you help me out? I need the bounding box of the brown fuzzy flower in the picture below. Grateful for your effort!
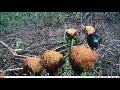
[85,26,96,34]
[70,46,98,73]
[23,57,44,75]
[40,50,65,74]
[65,29,78,39]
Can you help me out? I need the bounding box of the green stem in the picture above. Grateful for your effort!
[69,39,74,53]
[68,39,74,76]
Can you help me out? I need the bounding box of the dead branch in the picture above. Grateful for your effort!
[0,40,29,58]
[53,44,68,51]
[28,42,65,50]
[64,54,69,59]
[13,54,29,58]
[59,48,68,54]
[0,41,15,54]
[0,68,23,74]
[5,68,23,72]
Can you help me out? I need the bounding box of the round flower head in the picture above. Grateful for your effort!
[40,50,65,74]
[85,26,95,35]
[65,29,78,39]
[70,46,98,74]
[23,57,44,75]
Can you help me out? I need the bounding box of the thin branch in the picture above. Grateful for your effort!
[53,44,68,51]
[13,54,30,58]
[59,48,68,53]
[7,65,16,69]
[0,40,29,58]
[64,54,69,59]
[81,12,83,25]
[0,41,15,55]
[5,68,23,72]
[28,42,65,50]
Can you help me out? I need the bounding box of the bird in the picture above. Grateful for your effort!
[87,34,102,49]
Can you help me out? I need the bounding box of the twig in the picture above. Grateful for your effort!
[28,42,65,50]
[0,67,23,74]
[64,54,69,59]
[59,48,68,53]
[5,68,23,72]
[53,44,68,51]
[109,39,120,42]
[13,54,29,58]
[0,40,29,58]
[7,65,16,69]
[0,41,15,55]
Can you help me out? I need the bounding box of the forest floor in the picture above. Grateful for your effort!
[0,17,120,76]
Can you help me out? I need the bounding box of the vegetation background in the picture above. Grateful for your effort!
[0,12,120,76]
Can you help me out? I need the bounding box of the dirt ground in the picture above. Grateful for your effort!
[0,18,120,76]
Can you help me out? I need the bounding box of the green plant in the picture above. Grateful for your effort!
[64,28,99,76]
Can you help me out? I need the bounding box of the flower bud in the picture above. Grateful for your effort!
[85,26,96,35]
[65,29,78,39]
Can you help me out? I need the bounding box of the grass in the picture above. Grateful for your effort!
[0,12,66,35]
[0,12,120,35]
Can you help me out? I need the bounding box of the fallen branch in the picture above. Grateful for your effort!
[53,44,68,51]
[59,48,68,54]
[28,42,65,50]
[0,68,23,74]
[13,54,29,58]
[0,41,15,55]
[0,40,29,58]
[64,54,69,59]
[5,68,23,72]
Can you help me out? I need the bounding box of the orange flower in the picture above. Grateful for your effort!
[70,46,98,73]
[40,50,65,74]
[65,29,78,39]
[23,57,44,75]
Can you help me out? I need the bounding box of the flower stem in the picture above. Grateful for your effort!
[68,39,74,76]
[69,39,74,53]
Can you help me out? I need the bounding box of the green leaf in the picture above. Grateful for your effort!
[74,37,80,43]
[65,36,69,42]
[65,36,71,44]
[80,72,86,76]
